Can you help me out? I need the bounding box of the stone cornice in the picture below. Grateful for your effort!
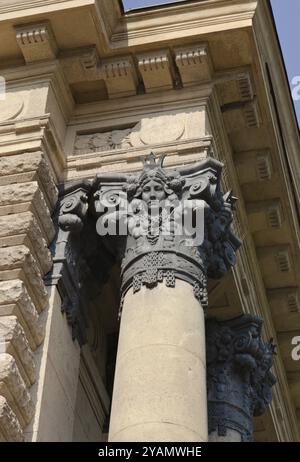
[0,1,97,21]
[112,1,257,49]
[0,1,256,57]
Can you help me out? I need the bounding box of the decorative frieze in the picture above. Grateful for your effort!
[74,127,133,155]
[72,109,209,157]
[206,315,276,441]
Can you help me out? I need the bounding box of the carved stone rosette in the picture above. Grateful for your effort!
[206,315,277,442]
[93,153,241,311]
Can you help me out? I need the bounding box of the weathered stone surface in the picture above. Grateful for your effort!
[0,280,44,348]
[0,182,55,243]
[0,316,36,386]
[0,395,24,442]
[0,212,52,274]
[0,181,41,206]
[0,353,34,426]
[0,152,58,209]
[0,246,49,311]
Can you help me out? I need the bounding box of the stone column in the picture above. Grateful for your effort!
[92,153,241,442]
[206,315,276,442]
[109,282,207,442]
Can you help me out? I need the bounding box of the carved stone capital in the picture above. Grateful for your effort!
[206,315,276,441]
[93,153,241,311]
[53,154,241,340]
[58,182,91,233]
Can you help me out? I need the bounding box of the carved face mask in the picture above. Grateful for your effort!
[141,179,167,204]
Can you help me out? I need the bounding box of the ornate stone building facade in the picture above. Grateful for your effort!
[0,0,299,442]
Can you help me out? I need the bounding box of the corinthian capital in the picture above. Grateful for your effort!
[93,153,241,310]
[206,315,276,441]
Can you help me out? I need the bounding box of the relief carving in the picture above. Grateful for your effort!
[0,94,24,123]
[74,114,185,155]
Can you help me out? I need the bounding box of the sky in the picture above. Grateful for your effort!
[123,0,300,127]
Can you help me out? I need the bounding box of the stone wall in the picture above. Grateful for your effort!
[0,151,57,441]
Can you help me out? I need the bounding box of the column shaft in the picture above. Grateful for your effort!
[109,281,208,442]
